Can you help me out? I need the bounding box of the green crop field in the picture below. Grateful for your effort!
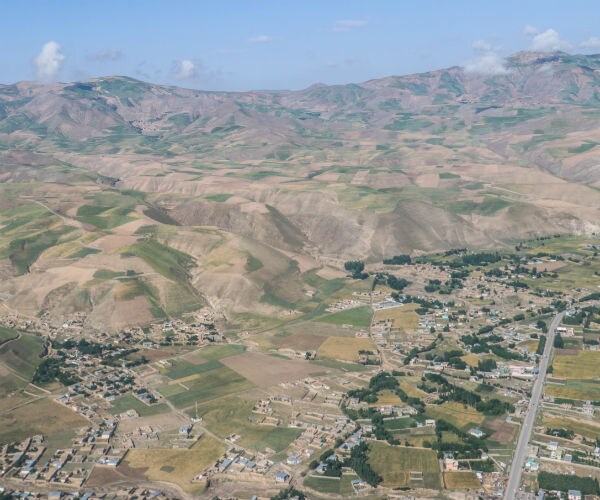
[76,204,134,229]
[0,333,43,379]
[191,396,301,452]
[124,239,195,283]
[8,226,75,274]
[0,326,19,344]
[160,365,253,408]
[545,380,600,401]
[164,359,221,380]
[368,442,441,489]
[317,305,373,327]
[383,417,413,430]
[304,474,359,495]
[196,344,246,361]
[109,395,170,416]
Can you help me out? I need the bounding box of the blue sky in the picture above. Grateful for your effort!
[3,0,599,90]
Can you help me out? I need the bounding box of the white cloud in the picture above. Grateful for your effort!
[530,28,571,51]
[248,34,275,43]
[87,49,122,62]
[464,52,509,75]
[537,63,554,74]
[33,41,65,81]
[522,24,539,37]
[173,59,197,80]
[332,19,367,32]
[472,40,493,53]
[580,36,600,50]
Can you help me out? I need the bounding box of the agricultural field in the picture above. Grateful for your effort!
[444,471,481,489]
[542,415,600,440]
[220,351,323,387]
[122,434,225,494]
[109,395,170,416]
[0,326,19,343]
[194,344,246,360]
[0,332,43,379]
[398,377,429,398]
[191,397,301,452]
[373,303,420,330]
[0,399,87,445]
[303,473,359,495]
[424,402,485,430]
[317,336,375,362]
[76,204,134,229]
[485,417,517,443]
[159,363,254,408]
[316,305,373,327]
[164,358,221,380]
[545,380,600,401]
[368,442,442,489]
[552,350,600,379]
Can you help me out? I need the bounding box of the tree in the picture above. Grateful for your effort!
[344,260,368,280]
[477,359,497,372]
[553,332,564,348]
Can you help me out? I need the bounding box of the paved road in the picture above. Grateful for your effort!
[503,311,565,500]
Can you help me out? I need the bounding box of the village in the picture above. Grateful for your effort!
[2,241,600,498]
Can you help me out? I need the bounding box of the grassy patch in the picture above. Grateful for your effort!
[93,269,126,279]
[445,471,481,489]
[368,442,441,489]
[76,204,134,229]
[0,333,43,379]
[109,395,169,416]
[447,196,512,216]
[204,193,233,202]
[317,336,375,362]
[245,253,264,272]
[425,402,485,430]
[374,303,419,330]
[67,246,101,259]
[192,397,301,452]
[545,380,600,401]
[439,172,460,179]
[8,226,74,274]
[553,350,600,379]
[124,239,195,283]
[160,365,253,408]
[542,415,600,440]
[317,305,373,327]
[304,474,358,495]
[0,326,19,344]
[310,359,367,371]
[0,399,87,445]
[567,142,598,154]
[123,434,225,493]
[196,344,246,361]
[165,359,221,380]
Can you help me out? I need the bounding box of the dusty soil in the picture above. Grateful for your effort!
[220,351,322,387]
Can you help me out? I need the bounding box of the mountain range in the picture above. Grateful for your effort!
[1,50,600,327]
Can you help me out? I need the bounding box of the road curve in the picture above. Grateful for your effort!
[503,311,565,500]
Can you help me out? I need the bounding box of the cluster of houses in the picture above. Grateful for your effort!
[0,423,126,490]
